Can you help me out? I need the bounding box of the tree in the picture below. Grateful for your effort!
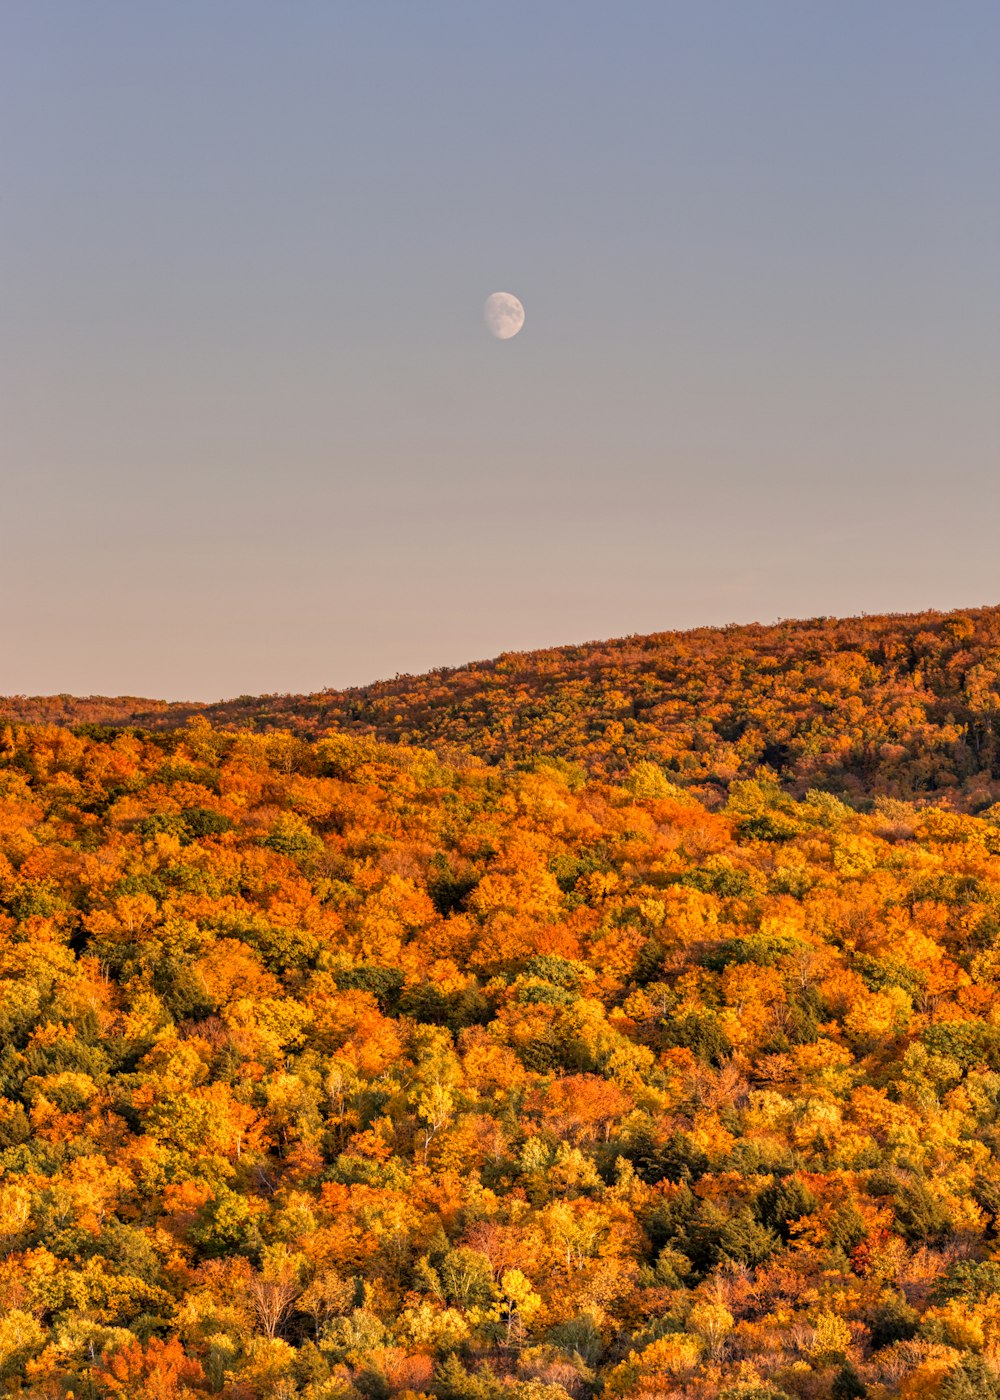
[93,1338,208,1399]
[248,1246,307,1340]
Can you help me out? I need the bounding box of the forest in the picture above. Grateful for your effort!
[4,716,1000,1397]
[6,606,1000,811]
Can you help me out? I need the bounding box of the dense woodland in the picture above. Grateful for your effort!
[5,716,1000,1397]
[6,607,1000,811]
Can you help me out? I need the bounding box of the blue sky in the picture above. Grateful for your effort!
[3,2,999,698]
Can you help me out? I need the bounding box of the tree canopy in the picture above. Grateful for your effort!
[2,719,1000,1395]
[7,604,1000,809]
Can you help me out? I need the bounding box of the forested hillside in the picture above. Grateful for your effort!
[4,721,1000,1396]
[6,605,1000,808]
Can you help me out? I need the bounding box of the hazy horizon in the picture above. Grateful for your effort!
[4,2,999,700]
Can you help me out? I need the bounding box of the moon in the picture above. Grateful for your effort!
[484,291,525,340]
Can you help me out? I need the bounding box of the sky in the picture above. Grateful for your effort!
[3,2,999,701]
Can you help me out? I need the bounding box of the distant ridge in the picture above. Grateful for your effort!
[5,604,1000,808]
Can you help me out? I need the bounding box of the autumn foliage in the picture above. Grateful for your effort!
[7,605,1000,809]
[3,711,1000,1396]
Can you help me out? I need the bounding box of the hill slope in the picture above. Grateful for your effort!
[5,604,1000,806]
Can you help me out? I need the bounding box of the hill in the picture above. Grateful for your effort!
[3,722,1000,1396]
[5,604,1000,808]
